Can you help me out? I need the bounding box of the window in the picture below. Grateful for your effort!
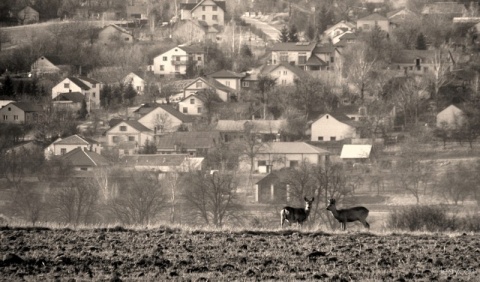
[279,52,288,62]
[137,86,141,91]
[202,15,206,20]
[196,82,202,88]
[112,136,119,143]
[128,136,135,141]
[183,107,188,113]
[160,65,164,71]
[289,160,299,168]
[258,160,267,166]
[120,126,127,131]
[198,107,202,113]
[363,24,370,30]
[225,81,230,86]
[202,6,205,11]
[13,115,18,120]
[330,137,336,141]
[61,148,66,155]
[213,6,217,11]
[242,81,249,87]
[3,115,7,120]
[80,167,88,171]
[318,137,324,141]
[92,83,96,88]
[213,15,218,21]
[281,79,286,85]
[92,93,96,98]
[283,71,287,75]
[124,37,130,41]
[64,83,70,88]
[298,52,307,64]
[8,107,11,111]
[330,56,334,63]
[124,150,129,155]
[163,56,167,61]
[197,56,202,61]
[175,65,180,72]
[190,98,195,104]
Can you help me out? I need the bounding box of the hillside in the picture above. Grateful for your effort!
[0,226,478,281]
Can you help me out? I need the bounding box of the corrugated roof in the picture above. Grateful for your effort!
[340,145,372,159]
[259,142,330,155]
[53,92,85,103]
[61,147,109,167]
[271,42,316,52]
[156,131,220,149]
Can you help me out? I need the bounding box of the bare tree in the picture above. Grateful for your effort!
[429,48,455,100]
[437,162,473,205]
[181,170,242,227]
[9,183,45,226]
[108,171,167,225]
[393,77,428,127]
[154,112,173,133]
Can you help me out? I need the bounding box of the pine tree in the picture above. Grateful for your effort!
[240,43,253,57]
[101,84,112,108]
[288,24,299,42]
[1,75,15,97]
[416,33,427,50]
[123,83,137,106]
[77,99,88,120]
[279,25,289,42]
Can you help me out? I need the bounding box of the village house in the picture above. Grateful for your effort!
[133,103,194,132]
[422,2,467,18]
[152,45,205,76]
[172,19,220,43]
[177,94,206,115]
[270,42,338,71]
[97,24,134,45]
[214,119,286,143]
[436,104,466,129]
[259,62,310,86]
[105,119,154,155]
[180,0,226,27]
[252,142,330,173]
[51,77,102,111]
[333,32,357,49]
[17,6,39,25]
[155,131,221,156]
[340,144,373,164]
[182,76,236,102]
[387,8,420,28]
[0,102,43,124]
[30,55,72,77]
[52,91,85,111]
[254,171,286,203]
[390,49,455,76]
[207,69,245,91]
[60,147,110,177]
[356,13,390,34]
[44,134,101,159]
[310,113,359,141]
[121,154,204,174]
[323,20,356,43]
[122,71,150,94]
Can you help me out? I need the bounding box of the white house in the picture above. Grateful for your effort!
[180,0,226,27]
[323,20,356,42]
[311,113,359,141]
[51,77,102,110]
[178,94,205,115]
[183,77,235,102]
[123,71,146,94]
[436,104,465,129]
[259,62,309,86]
[152,45,204,76]
[44,134,101,159]
[105,120,154,154]
[207,69,245,91]
[134,103,194,132]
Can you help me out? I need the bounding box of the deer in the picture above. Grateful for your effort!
[326,199,370,231]
[280,197,314,228]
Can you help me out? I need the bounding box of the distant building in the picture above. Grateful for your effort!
[17,6,39,25]
[356,13,390,33]
[0,102,43,124]
[31,55,72,77]
[152,45,205,76]
[51,77,102,111]
[436,104,466,129]
[180,0,226,27]
[98,24,134,44]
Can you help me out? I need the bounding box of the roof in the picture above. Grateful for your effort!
[104,24,132,35]
[137,103,195,123]
[315,112,358,127]
[324,21,356,34]
[77,76,100,84]
[42,55,67,65]
[67,77,90,90]
[305,55,327,66]
[256,172,281,185]
[390,50,438,64]
[178,44,204,54]
[184,77,236,93]
[180,0,226,12]
[156,131,220,149]
[122,154,189,166]
[357,13,388,22]
[61,147,109,167]
[313,44,336,54]
[422,2,466,15]
[271,41,316,52]
[53,92,85,103]
[215,119,286,133]
[10,102,43,112]
[340,145,372,159]
[0,100,15,108]
[108,120,151,133]
[207,69,245,79]
[260,62,309,79]
[53,135,91,145]
[258,142,330,155]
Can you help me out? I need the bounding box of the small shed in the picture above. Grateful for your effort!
[340,144,372,163]
[255,172,287,203]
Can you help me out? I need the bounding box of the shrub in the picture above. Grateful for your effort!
[387,205,456,232]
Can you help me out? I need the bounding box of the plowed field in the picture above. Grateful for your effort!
[1,227,479,281]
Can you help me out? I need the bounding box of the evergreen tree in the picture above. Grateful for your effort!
[279,25,289,42]
[240,43,253,57]
[123,84,137,106]
[288,24,299,42]
[1,75,15,97]
[101,84,112,108]
[305,25,316,41]
[416,33,427,50]
[317,5,335,35]
[77,99,88,120]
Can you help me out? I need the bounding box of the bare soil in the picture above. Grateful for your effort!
[1,226,480,281]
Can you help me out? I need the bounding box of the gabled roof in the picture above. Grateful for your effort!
[177,44,204,54]
[42,55,67,66]
[256,172,281,185]
[260,62,310,79]
[61,147,109,167]
[104,24,132,35]
[340,145,372,159]
[207,69,245,79]
[53,92,85,103]
[306,55,327,66]
[155,131,220,149]
[180,0,226,12]
[108,120,151,133]
[390,50,441,64]
[136,103,195,123]
[271,41,316,52]
[180,94,206,103]
[258,142,330,155]
[324,20,356,35]
[314,112,358,127]
[10,102,43,112]
[78,76,100,84]
[185,76,236,93]
[53,134,96,145]
[215,119,286,133]
[67,77,90,90]
[122,154,190,166]
[313,44,336,54]
[357,13,388,21]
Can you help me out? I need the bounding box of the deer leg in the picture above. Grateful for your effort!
[364,221,370,229]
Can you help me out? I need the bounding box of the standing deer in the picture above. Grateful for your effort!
[326,199,369,230]
[281,197,314,228]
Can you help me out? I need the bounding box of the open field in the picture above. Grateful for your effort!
[1,226,480,281]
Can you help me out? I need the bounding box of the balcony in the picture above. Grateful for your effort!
[171,60,188,65]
